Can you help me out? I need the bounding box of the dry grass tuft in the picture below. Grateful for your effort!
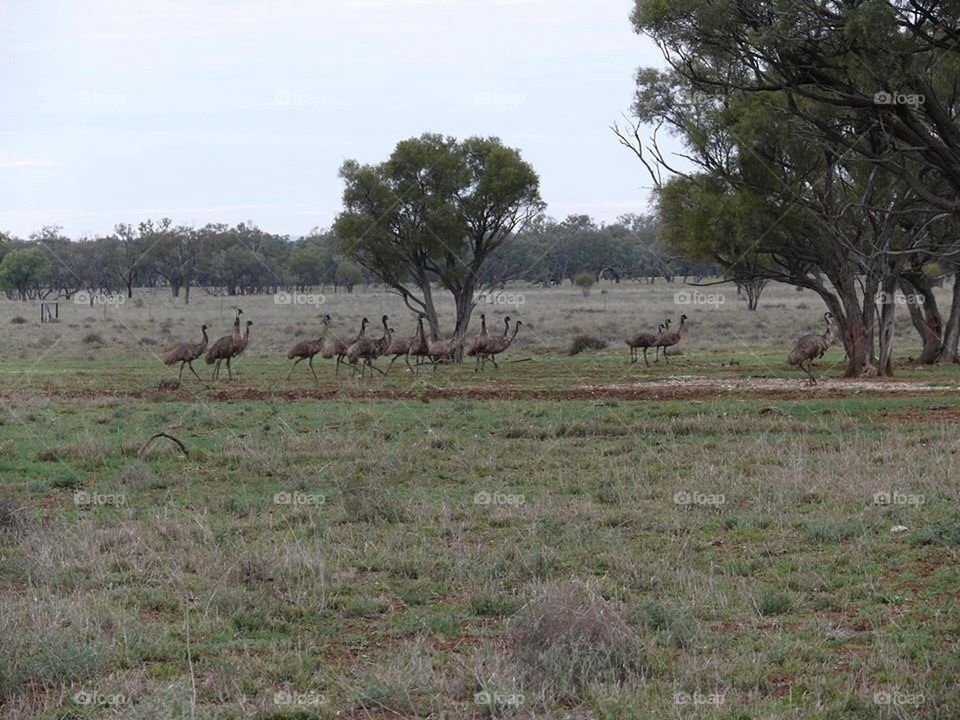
[568,334,608,355]
[340,473,406,523]
[509,579,643,702]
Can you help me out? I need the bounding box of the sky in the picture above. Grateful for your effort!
[0,0,671,239]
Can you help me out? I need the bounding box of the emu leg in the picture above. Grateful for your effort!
[309,356,318,381]
[187,361,203,382]
[178,362,186,380]
[643,348,650,367]
[287,357,302,380]
[226,358,232,379]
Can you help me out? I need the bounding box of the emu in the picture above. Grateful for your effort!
[788,312,836,384]
[626,323,663,366]
[163,324,208,381]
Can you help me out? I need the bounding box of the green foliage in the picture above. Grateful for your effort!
[0,248,51,300]
[573,271,595,295]
[335,133,543,333]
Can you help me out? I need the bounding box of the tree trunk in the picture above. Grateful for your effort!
[901,275,944,363]
[877,274,896,376]
[900,278,941,363]
[937,272,960,363]
[416,272,440,340]
[827,265,869,377]
[451,281,477,363]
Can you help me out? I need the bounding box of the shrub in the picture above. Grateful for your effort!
[804,520,862,544]
[82,332,104,346]
[628,600,699,648]
[911,519,960,546]
[758,590,793,617]
[0,496,26,540]
[509,580,642,701]
[10,316,26,324]
[573,272,596,297]
[569,334,607,355]
[340,474,405,523]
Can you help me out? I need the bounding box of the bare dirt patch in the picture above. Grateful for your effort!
[11,375,960,404]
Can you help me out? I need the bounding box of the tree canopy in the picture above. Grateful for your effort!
[334,133,543,342]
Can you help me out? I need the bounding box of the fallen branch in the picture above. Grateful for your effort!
[139,432,188,458]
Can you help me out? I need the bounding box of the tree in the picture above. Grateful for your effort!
[574,272,595,297]
[140,219,198,303]
[113,224,148,298]
[287,246,324,291]
[0,248,51,300]
[335,133,542,345]
[336,261,362,293]
[618,3,960,375]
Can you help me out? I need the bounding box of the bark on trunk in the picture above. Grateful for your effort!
[828,265,869,377]
[937,272,960,363]
[907,276,943,364]
[877,275,897,376]
[416,272,440,340]
[451,281,477,363]
[901,278,942,363]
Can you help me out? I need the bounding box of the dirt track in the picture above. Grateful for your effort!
[9,376,960,403]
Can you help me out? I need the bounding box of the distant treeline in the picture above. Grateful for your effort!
[0,214,714,302]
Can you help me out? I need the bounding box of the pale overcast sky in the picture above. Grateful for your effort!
[0,0,670,238]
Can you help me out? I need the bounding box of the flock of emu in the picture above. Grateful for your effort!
[162,309,523,382]
[162,306,838,384]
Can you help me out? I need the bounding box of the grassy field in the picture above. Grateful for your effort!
[1,282,959,718]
